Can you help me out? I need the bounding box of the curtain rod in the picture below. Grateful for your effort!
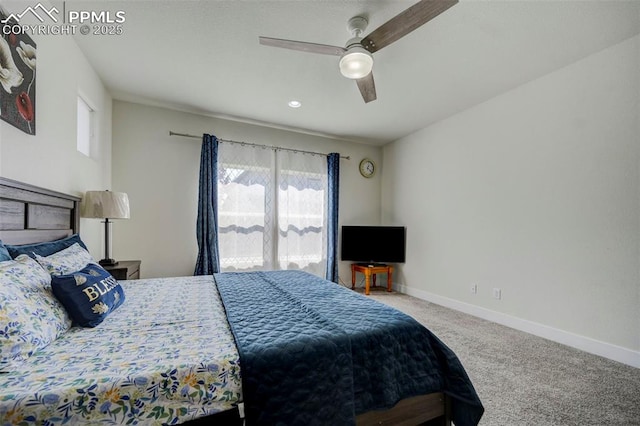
[169,131,350,160]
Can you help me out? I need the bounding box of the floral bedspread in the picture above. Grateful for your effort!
[0,275,242,425]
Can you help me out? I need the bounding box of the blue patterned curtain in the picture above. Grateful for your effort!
[194,134,221,275]
[325,153,340,282]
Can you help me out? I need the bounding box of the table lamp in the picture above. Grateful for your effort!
[81,190,130,266]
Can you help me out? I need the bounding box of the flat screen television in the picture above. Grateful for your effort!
[341,226,406,264]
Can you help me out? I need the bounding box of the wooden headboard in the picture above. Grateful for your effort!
[0,177,81,246]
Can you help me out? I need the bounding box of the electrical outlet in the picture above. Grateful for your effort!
[470,284,477,294]
[493,288,502,300]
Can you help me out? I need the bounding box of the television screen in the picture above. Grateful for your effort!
[341,226,406,264]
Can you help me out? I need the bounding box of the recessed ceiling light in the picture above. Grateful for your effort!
[288,100,302,108]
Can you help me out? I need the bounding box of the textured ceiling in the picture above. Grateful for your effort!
[60,0,640,145]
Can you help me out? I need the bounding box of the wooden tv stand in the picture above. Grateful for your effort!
[351,263,393,295]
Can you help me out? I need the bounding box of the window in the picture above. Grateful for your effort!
[77,96,94,157]
[217,144,328,277]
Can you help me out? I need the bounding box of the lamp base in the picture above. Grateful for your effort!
[99,258,118,267]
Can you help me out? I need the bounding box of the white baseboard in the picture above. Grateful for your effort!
[397,284,640,369]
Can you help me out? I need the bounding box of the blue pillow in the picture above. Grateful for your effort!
[6,234,88,259]
[51,263,126,327]
[0,241,10,262]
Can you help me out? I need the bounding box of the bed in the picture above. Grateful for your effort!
[0,176,484,425]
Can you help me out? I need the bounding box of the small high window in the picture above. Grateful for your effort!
[77,96,94,157]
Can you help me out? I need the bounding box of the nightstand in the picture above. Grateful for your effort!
[103,260,141,280]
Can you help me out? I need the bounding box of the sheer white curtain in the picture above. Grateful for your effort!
[217,143,328,277]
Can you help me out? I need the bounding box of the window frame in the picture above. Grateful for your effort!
[76,94,95,158]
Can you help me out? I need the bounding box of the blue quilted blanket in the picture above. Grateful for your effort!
[214,270,483,426]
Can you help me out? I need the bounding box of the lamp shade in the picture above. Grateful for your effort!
[339,47,373,79]
[82,191,130,219]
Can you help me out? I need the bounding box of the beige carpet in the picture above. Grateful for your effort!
[353,286,640,426]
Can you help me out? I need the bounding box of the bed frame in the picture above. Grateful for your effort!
[0,177,80,245]
[0,176,451,426]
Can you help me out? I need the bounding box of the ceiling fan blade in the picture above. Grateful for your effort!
[259,36,346,56]
[356,72,377,103]
[361,0,458,54]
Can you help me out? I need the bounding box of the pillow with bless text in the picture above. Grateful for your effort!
[51,263,126,327]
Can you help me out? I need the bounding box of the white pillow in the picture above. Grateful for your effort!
[35,242,98,276]
[0,255,72,371]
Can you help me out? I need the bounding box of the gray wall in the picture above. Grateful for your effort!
[382,35,640,366]
[111,101,383,282]
[0,22,112,256]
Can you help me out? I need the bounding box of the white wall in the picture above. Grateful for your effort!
[111,101,382,282]
[0,15,112,255]
[382,35,640,367]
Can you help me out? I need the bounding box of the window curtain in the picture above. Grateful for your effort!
[217,143,334,278]
[194,133,221,275]
[325,153,340,282]
[275,150,327,277]
[217,143,274,271]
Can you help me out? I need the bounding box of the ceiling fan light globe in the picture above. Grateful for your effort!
[339,50,373,79]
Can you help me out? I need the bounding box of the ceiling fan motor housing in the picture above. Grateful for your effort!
[347,16,368,37]
[339,17,374,79]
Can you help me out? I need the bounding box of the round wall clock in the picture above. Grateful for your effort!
[359,158,376,178]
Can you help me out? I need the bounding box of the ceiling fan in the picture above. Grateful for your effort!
[259,0,458,103]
